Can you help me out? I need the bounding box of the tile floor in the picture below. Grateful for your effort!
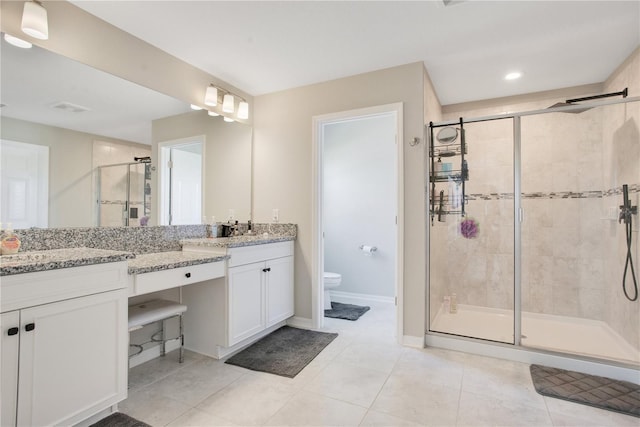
[121,301,639,426]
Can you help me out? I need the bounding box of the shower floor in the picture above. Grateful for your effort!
[431,304,640,366]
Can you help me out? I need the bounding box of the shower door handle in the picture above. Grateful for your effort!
[518,207,524,223]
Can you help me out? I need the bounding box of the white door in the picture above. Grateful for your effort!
[1,311,20,427]
[0,140,49,228]
[170,146,202,225]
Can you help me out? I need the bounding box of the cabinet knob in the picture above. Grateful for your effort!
[185,272,191,278]
[24,323,35,332]
[7,327,19,336]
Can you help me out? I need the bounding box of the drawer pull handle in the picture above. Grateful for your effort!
[185,272,191,278]
[262,267,271,273]
[7,327,19,336]
[25,323,35,332]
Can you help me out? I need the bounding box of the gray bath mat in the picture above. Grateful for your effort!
[90,412,151,427]
[530,364,640,418]
[324,301,370,321]
[225,326,338,378]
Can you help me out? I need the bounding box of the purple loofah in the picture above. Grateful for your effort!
[460,218,479,239]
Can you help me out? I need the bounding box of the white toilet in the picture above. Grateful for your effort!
[324,272,342,310]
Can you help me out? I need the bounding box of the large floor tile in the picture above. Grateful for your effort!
[119,387,192,426]
[334,340,405,374]
[359,409,423,426]
[196,374,296,426]
[303,361,389,408]
[264,390,367,426]
[127,349,203,391]
[457,389,553,427]
[166,407,239,427]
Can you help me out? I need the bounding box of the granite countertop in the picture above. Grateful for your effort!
[128,251,229,275]
[0,248,135,276]
[180,234,295,249]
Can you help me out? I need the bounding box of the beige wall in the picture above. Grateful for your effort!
[1,116,146,227]
[253,63,427,338]
[151,111,253,224]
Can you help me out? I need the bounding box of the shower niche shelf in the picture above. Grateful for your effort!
[428,118,469,223]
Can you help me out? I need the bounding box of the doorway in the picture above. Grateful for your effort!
[312,103,404,341]
[158,136,204,225]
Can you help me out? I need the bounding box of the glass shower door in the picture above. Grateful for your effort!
[428,117,515,344]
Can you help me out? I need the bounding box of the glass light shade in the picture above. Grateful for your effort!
[222,94,234,113]
[204,86,218,106]
[21,1,48,40]
[237,101,249,120]
[208,111,220,117]
[3,33,32,48]
[223,117,234,122]
[190,104,203,110]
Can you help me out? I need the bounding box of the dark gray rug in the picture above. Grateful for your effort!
[225,326,338,378]
[324,301,370,321]
[530,364,640,418]
[90,412,151,427]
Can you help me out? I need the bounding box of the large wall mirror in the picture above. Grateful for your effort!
[0,40,252,229]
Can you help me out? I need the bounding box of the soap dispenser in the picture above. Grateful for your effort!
[1,223,21,255]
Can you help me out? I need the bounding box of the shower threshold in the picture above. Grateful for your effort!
[431,304,639,366]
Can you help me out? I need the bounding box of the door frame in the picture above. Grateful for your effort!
[311,102,404,342]
[157,135,205,225]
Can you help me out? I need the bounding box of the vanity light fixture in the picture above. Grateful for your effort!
[3,33,32,48]
[203,84,249,120]
[204,85,218,106]
[223,117,234,123]
[237,101,249,120]
[190,104,203,110]
[21,0,49,40]
[222,94,234,113]
[208,110,220,117]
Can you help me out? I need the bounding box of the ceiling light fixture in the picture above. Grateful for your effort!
[21,0,48,40]
[3,33,32,48]
[504,71,522,81]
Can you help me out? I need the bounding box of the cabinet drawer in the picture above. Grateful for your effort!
[228,241,294,267]
[132,261,225,296]
[1,262,128,313]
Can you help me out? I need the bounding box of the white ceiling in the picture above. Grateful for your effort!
[70,0,640,105]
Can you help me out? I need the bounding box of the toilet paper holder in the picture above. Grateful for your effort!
[359,245,377,253]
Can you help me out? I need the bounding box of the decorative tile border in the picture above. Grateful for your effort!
[462,184,638,202]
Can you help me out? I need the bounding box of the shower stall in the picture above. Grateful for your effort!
[427,95,640,372]
[96,158,152,227]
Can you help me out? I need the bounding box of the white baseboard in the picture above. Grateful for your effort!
[402,335,425,348]
[287,316,313,329]
[129,340,181,368]
[330,290,394,305]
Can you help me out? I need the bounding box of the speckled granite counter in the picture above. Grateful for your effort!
[127,251,228,275]
[0,248,134,276]
[180,234,295,249]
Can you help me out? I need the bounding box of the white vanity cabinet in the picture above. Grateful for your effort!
[182,240,294,358]
[0,262,128,427]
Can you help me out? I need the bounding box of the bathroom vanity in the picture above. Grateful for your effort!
[0,225,296,426]
[0,249,132,427]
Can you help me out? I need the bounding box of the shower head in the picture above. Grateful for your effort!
[547,88,628,114]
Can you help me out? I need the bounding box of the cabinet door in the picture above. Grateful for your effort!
[266,256,294,327]
[1,311,20,427]
[17,290,127,427]
[228,262,265,346]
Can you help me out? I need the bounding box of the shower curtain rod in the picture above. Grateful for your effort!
[430,95,640,128]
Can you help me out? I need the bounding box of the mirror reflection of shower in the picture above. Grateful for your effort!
[620,184,638,301]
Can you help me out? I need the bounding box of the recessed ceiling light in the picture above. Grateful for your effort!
[505,72,522,81]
